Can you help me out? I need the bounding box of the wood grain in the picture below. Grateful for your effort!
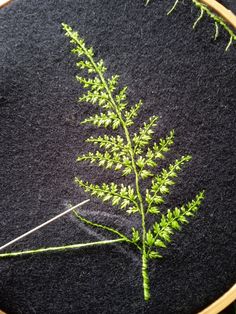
[199,284,236,314]
[0,0,12,9]
[0,0,235,314]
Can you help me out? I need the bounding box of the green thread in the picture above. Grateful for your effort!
[0,238,125,258]
[142,253,150,301]
[225,35,233,51]
[73,209,141,250]
[193,7,204,29]
[192,0,236,49]
[214,21,219,41]
[147,0,236,50]
[167,0,179,16]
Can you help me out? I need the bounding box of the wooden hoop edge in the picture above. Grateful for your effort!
[198,284,236,314]
[0,0,12,9]
[1,0,236,30]
[200,0,236,29]
[0,0,235,314]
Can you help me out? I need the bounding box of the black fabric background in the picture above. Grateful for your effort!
[0,0,235,313]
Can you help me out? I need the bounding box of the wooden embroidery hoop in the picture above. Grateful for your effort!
[0,0,235,313]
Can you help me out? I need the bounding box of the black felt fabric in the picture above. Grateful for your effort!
[0,0,235,313]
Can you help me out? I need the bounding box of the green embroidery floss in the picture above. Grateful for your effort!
[150,0,236,50]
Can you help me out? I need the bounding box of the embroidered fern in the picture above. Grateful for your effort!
[62,23,205,300]
[0,23,205,301]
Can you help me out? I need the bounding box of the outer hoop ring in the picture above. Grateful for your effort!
[0,0,12,9]
[200,0,236,29]
[0,0,235,313]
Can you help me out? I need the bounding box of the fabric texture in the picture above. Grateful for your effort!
[0,0,235,313]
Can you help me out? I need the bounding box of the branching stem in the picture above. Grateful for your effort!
[73,210,141,251]
[71,35,151,300]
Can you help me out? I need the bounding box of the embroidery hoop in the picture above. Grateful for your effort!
[0,0,235,313]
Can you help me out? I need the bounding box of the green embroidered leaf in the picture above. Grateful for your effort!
[96,59,107,74]
[77,151,133,175]
[75,179,138,209]
[76,60,96,73]
[147,155,192,211]
[152,191,205,246]
[154,239,166,248]
[108,75,119,92]
[151,130,175,159]
[81,111,120,128]
[140,169,154,179]
[124,100,143,127]
[79,90,112,109]
[147,206,160,215]
[126,206,139,215]
[76,76,105,92]
[148,251,162,259]
[115,86,128,111]
[131,227,140,243]
[133,116,159,153]
[146,230,155,246]
[86,134,129,155]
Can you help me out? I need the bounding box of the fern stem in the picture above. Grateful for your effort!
[0,238,126,258]
[122,123,151,301]
[70,33,150,300]
[142,253,150,301]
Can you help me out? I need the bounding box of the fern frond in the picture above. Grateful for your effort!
[146,191,205,258]
[133,116,159,153]
[81,111,121,129]
[76,57,106,73]
[61,23,205,301]
[76,76,105,92]
[115,86,128,111]
[77,151,132,174]
[108,75,120,92]
[131,227,141,243]
[79,90,112,109]
[75,178,139,211]
[151,129,175,160]
[124,100,143,127]
[135,130,175,179]
[86,135,129,155]
[147,155,192,212]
